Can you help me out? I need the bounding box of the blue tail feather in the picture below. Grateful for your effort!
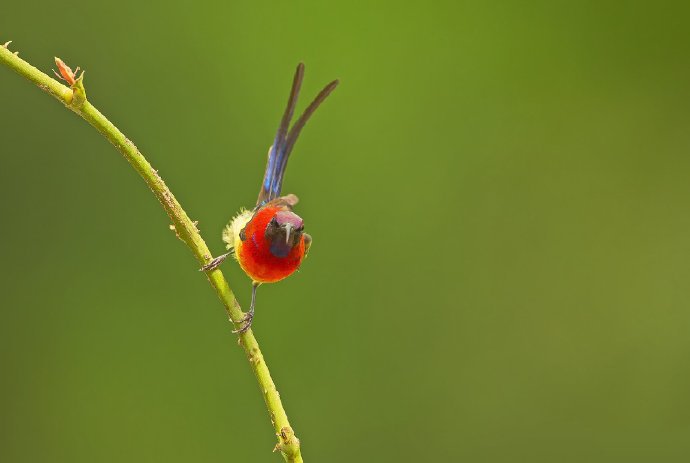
[256,64,338,207]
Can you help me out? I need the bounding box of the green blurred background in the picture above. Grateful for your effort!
[2,1,690,461]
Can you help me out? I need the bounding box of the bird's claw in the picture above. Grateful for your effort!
[232,310,254,334]
[200,251,232,272]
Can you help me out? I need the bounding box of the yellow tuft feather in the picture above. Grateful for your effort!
[222,209,253,259]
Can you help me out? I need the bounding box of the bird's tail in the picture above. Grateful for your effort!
[256,63,339,206]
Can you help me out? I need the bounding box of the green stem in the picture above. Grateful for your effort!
[0,44,302,462]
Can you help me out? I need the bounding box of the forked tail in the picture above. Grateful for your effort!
[257,63,338,206]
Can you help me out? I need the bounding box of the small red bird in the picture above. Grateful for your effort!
[202,63,338,333]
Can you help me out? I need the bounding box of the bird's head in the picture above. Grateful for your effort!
[264,210,304,258]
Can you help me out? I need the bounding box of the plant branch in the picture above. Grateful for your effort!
[0,43,302,462]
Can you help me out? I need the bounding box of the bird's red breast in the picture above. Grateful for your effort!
[236,206,306,283]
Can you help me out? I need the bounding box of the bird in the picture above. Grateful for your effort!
[201,63,338,333]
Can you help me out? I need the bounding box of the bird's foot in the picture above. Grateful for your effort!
[232,309,254,334]
[200,251,232,272]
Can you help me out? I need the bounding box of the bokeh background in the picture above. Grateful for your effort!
[2,1,690,462]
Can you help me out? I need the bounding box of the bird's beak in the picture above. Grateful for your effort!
[284,223,293,245]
